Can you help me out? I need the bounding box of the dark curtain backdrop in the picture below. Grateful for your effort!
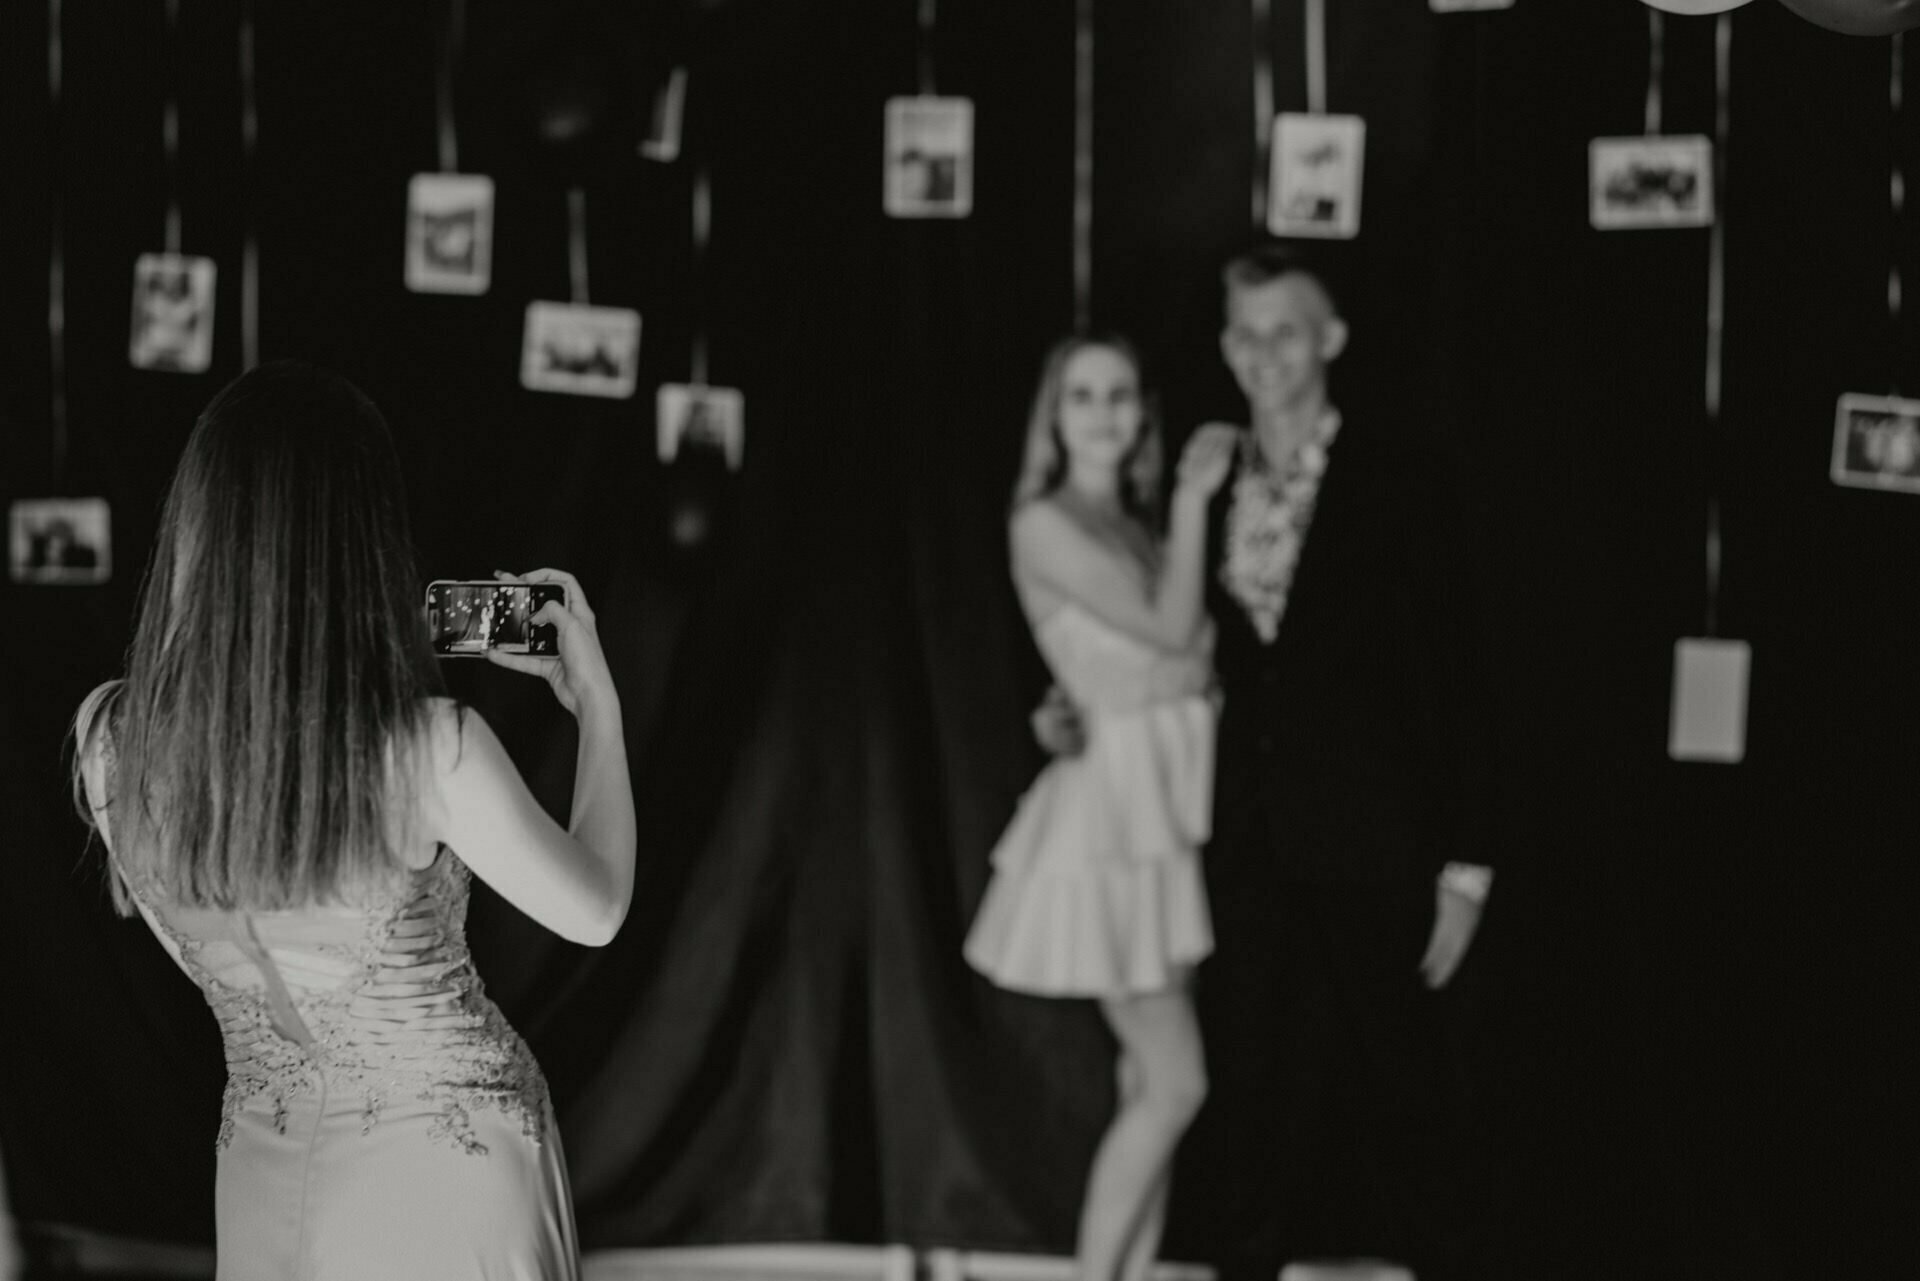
[3,3,1914,1278]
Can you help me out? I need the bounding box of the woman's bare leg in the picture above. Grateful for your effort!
[1106,1051,1169,1281]
[1118,1168,1172,1281]
[1075,987,1207,1281]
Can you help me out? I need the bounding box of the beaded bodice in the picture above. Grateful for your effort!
[120,850,550,1157]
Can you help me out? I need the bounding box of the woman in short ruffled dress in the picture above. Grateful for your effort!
[966,334,1238,1281]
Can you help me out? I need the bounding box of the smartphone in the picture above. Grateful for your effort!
[424,580,566,658]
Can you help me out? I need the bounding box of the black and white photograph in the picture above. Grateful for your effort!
[404,173,495,294]
[884,96,974,218]
[128,252,216,372]
[9,6,1920,1281]
[518,301,642,398]
[7,496,111,586]
[657,383,745,471]
[1589,135,1715,229]
[1267,113,1366,240]
[1668,637,1751,763]
[1831,392,1920,494]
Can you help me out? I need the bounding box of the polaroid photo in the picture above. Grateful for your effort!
[657,383,745,471]
[520,302,642,399]
[405,173,495,295]
[1830,392,1920,495]
[129,253,216,373]
[1590,135,1714,230]
[1669,637,1750,764]
[8,496,111,586]
[1267,113,1366,240]
[885,96,974,219]
[640,67,688,163]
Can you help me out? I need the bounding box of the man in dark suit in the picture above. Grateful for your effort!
[1037,244,1494,1281]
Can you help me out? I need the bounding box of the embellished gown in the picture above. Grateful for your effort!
[99,738,580,1279]
[964,600,1216,997]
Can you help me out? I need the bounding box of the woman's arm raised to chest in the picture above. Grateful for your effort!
[1011,492,1210,653]
[1012,422,1238,651]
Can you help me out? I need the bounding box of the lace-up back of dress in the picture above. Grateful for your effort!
[101,732,549,1157]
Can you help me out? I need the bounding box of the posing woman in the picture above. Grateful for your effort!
[966,335,1237,1281]
[71,361,635,1280]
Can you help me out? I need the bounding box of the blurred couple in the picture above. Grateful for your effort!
[965,245,1495,1281]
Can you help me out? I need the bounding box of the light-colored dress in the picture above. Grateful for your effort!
[965,600,1216,997]
[98,740,579,1281]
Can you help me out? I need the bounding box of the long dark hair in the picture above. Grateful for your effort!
[1009,332,1166,526]
[75,361,445,913]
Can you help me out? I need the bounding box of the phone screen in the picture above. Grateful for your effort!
[425,581,565,657]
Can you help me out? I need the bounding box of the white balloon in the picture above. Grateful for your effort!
[1641,0,1756,13]
[1774,0,1920,34]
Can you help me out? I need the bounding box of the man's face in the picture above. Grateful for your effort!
[1219,274,1346,415]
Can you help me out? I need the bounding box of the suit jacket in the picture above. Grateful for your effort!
[1205,415,1494,894]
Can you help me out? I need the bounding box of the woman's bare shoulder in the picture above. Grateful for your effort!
[73,680,126,764]
[414,695,482,772]
[1010,495,1103,552]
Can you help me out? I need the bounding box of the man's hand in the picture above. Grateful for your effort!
[1419,883,1483,989]
[1031,685,1086,758]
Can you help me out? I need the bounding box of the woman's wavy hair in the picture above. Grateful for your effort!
[72,360,445,914]
[1009,332,1166,525]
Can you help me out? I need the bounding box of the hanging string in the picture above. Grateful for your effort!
[1644,8,1664,137]
[567,187,590,305]
[1304,0,1328,118]
[48,0,66,483]
[916,0,936,96]
[238,0,259,368]
[163,0,182,253]
[1890,33,1905,393]
[1071,0,1094,327]
[1702,12,1732,636]
[434,0,465,173]
[1251,0,1274,228]
[691,166,712,385]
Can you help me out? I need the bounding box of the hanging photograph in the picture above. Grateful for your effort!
[1267,113,1366,240]
[520,301,642,398]
[657,383,745,471]
[885,96,974,218]
[1589,135,1714,230]
[8,496,111,586]
[405,173,495,295]
[1830,392,1920,495]
[129,253,216,373]
[1669,637,1750,764]
[1429,0,1515,10]
[640,67,688,163]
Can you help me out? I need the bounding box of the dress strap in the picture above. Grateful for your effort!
[235,913,317,1049]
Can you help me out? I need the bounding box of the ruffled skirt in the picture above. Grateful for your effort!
[965,697,1215,997]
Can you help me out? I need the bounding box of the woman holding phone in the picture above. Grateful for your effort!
[71,361,634,1280]
[966,335,1237,1281]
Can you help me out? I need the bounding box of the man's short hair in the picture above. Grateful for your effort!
[1220,242,1342,318]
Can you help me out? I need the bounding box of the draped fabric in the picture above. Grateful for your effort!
[2,4,1915,1278]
